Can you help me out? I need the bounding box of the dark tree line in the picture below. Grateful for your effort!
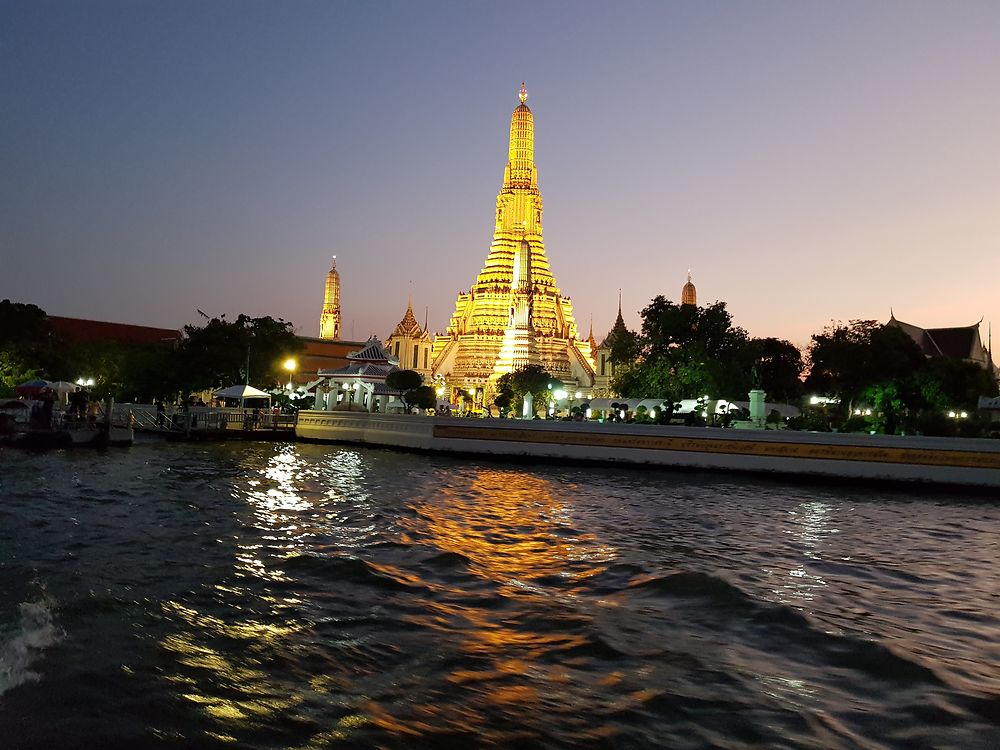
[605,297,997,435]
[0,300,302,402]
[610,297,804,404]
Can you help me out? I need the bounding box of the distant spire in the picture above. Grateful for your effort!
[617,288,622,316]
[681,271,697,306]
[424,306,428,333]
[519,82,527,104]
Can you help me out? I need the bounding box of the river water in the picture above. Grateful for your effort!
[0,440,998,749]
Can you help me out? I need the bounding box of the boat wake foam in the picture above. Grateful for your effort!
[0,596,61,696]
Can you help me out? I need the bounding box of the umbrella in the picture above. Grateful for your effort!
[47,381,77,395]
[46,380,78,405]
[14,378,50,397]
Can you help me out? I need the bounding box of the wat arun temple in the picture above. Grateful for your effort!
[429,84,596,391]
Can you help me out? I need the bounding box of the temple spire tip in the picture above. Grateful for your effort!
[519,82,527,104]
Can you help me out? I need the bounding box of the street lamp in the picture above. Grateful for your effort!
[283,358,296,390]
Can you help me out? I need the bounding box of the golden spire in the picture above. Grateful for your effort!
[504,82,535,192]
[681,269,698,306]
[319,255,342,339]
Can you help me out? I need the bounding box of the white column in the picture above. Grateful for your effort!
[749,389,766,428]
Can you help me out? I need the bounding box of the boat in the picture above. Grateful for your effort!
[0,399,134,449]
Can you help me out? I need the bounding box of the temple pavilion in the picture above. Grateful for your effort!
[431,84,595,403]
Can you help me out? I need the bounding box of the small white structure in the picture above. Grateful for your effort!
[213,384,272,410]
[314,337,404,413]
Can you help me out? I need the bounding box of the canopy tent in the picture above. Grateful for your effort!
[213,384,272,409]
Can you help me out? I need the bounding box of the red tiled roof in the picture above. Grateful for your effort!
[49,316,182,345]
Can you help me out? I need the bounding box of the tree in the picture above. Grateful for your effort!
[495,364,559,417]
[746,337,804,402]
[386,369,424,412]
[917,358,998,412]
[0,300,62,383]
[408,385,436,411]
[0,350,39,398]
[805,320,924,419]
[612,297,749,401]
[179,314,302,392]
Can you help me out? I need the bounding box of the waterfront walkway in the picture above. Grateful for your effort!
[113,404,297,440]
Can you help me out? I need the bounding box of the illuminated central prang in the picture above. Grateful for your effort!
[431,85,596,390]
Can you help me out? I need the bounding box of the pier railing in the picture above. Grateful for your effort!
[112,404,297,433]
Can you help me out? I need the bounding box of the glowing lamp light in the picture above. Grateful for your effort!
[553,389,567,401]
[649,409,657,419]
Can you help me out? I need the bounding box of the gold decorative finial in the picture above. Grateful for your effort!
[519,82,527,104]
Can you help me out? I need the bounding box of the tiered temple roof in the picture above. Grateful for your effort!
[431,84,595,388]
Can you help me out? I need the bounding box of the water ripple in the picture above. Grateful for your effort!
[0,441,998,749]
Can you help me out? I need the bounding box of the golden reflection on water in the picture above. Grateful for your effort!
[158,453,623,744]
[158,600,307,731]
[158,446,379,744]
[382,468,620,733]
[402,467,615,585]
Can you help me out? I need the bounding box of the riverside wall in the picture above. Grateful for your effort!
[295,411,1000,489]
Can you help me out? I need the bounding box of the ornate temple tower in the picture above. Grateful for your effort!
[319,256,342,340]
[385,300,433,380]
[681,270,697,307]
[593,292,633,398]
[431,84,595,389]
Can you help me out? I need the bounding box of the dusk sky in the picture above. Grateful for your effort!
[3,1,999,350]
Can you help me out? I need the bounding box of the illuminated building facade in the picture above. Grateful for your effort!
[431,84,595,397]
[385,300,433,380]
[319,256,341,340]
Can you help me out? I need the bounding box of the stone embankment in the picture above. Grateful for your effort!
[296,411,1000,490]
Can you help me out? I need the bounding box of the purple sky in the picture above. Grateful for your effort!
[3,1,998,351]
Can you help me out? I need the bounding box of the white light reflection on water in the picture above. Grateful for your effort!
[158,445,385,744]
[768,501,835,607]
